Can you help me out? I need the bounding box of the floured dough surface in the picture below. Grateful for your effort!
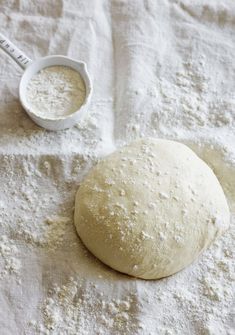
[74,138,230,279]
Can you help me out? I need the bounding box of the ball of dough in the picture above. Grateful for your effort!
[74,138,230,279]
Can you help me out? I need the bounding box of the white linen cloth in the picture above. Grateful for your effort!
[0,1,234,334]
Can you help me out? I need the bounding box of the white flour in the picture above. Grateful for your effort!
[0,0,234,335]
[0,235,21,282]
[26,66,86,119]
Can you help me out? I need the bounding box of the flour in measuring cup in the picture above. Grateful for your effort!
[26,65,86,119]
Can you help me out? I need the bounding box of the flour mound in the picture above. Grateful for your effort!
[26,65,86,119]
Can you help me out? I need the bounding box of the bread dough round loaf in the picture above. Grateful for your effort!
[74,138,230,279]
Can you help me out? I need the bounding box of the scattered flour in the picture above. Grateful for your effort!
[29,278,138,335]
[26,65,86,119]
[18,215,71,251]
[0,0,234,335]
[0,235,21,281]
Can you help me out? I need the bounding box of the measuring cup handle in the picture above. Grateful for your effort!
[0,33,32,70]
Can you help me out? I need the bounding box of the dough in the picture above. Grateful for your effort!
[74,138,230,279]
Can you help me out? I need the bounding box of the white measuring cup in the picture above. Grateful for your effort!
[0,33,93,131]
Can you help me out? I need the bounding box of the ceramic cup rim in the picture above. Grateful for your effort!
[19,55,92,124]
